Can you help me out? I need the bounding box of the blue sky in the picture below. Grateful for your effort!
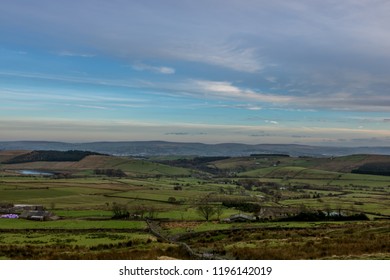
[1,0,390,145]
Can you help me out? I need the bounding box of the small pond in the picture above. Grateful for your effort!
[17,170,55,176]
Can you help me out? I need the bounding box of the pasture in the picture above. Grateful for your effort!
[0,152,389,259]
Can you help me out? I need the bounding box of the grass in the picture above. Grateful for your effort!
[0,219,147,230]
[54,209,113,218]
[0,189,79,204]
[0,232,154,247]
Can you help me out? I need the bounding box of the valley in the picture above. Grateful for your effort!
[0,150,389,259]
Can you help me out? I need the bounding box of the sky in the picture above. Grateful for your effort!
[1,0,390,146]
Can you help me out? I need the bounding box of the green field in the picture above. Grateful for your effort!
[0,152,389,259]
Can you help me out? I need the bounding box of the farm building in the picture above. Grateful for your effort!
[19,210,59,221]
[223,213,256,223]
[255,206,298,220]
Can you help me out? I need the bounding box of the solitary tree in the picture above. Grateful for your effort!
[111,203,129,219]
[196,203,217,221]
[195,195,218,221]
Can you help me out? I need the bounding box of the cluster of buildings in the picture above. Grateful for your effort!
[0,204,58,221]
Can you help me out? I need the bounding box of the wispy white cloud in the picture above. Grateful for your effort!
[2,68,389,113]
[194,79,390,112]
[198,80,390,112]
[265,76,277,83]
[56,50,95,57]
[216,104,262,111]
[132,63,175,74]
[167,42,262,73]
[193,80,292,103]
[0,71,144,90]
[76,104,108,110]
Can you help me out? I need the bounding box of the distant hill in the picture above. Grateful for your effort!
[1,141,390,157]
[1,150,105,164]
[2,149,390,178]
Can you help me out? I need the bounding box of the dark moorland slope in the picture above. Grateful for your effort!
[1,150,105,164]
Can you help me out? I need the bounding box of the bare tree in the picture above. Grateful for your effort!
[195,195,217,221]
[215,204,225,220]
[112,203,129,219]
[196,204,217,221]
[146,206,158,219]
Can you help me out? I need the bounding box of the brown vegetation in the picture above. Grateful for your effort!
[182,222,390,260]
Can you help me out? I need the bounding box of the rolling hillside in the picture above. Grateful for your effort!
[0,152,193,177]
[2,149,390,178]
[207,154,390,175]
[0,150,30,163]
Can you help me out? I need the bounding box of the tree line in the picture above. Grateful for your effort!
[352,162,390,176]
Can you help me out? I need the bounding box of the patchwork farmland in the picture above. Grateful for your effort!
[0,150,389,259]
